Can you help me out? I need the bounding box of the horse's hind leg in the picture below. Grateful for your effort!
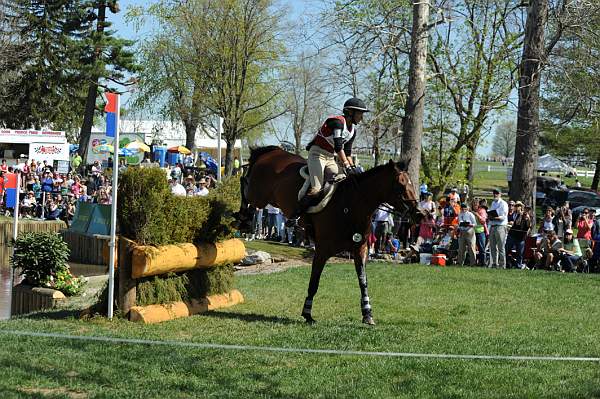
[354,244,375,325]
[302,252,327,324]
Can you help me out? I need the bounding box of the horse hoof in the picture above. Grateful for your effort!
[362,316,376,325]
[302,313,316,324]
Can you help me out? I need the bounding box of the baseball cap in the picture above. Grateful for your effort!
[492,188,501,194]
[565,229,573,234]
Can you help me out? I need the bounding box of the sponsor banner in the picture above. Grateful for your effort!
[0,129,66,144]
[28,143,69,163]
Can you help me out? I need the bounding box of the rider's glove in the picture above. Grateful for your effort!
[345,165,358,176]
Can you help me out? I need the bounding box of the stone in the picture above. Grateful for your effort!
[240,250,272,265]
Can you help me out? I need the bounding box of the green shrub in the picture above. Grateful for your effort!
[136,266,235,306]
[10,232,85,296]
[118,168,241,245]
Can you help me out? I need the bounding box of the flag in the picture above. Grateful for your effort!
[5,173,18,208]
[105,92,119,138]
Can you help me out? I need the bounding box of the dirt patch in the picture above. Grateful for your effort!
[234,259,310,275]
[20,387,87,399]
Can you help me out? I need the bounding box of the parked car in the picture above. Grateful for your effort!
[543,189,600,211]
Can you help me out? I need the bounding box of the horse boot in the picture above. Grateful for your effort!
[285,187,321,227]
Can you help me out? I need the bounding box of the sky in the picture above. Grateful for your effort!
[108,0,503,155]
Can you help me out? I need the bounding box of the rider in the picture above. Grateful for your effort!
[290,97,369,221]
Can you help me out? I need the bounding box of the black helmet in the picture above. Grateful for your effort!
[343,97,369,112]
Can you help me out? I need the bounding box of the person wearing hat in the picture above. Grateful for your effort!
[557,228,582,272]
[289,97,370,221]
[505,201,531,269]
[448,188,460,202]
[194,177,209,197]
[488,188,509,268]
[457,203,477,266]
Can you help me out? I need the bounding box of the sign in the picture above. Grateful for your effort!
[0,129,66,144]
[54,160,70,174]
[4,173,18,208]
[28,142,69,163]
[69,202,111,235]
[70,202,94,233]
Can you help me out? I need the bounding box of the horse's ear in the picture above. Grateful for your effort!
[395,157,410,172]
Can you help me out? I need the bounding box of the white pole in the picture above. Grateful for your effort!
[217,117,223,181]
[107,95,120,320]
[8,172,21,318]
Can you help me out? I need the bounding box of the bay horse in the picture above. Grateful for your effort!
[236,146,422,325]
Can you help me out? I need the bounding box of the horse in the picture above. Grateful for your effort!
[236,146,423,325]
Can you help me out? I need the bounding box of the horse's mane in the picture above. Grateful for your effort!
[248,146,282,167]
[337,158,410,192]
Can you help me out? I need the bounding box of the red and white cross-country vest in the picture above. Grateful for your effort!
[312,115,355,153]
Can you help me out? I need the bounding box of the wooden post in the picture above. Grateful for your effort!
[118,236,136,318]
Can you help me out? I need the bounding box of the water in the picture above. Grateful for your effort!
[0,268,12,320]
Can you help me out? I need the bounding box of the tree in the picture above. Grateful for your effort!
[492,120,517,158]
[401,0,430,190]
[0,0,92,130]
[283,53,327,154]
[424,0,523,193]
[78,0,137,163]
[132,0,285,175]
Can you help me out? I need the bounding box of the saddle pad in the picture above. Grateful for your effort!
[298,166,341,214]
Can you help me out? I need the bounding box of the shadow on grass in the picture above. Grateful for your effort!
[205,310,301,325]
[17,308,82,320]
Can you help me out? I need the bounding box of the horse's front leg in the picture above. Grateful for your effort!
[302,252,327,324]
[354,244,375,325]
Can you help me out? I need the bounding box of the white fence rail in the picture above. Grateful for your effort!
[476,165,595,177]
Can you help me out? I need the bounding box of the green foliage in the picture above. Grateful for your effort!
[136,266,234,306]
[10,232,84,296]
[118,167,241,245]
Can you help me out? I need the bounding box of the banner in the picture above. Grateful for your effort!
[105,92,119,138]
[29,143,69,163]
[4,173,18,208]
[0,129,65,144]
[69,202,111,235]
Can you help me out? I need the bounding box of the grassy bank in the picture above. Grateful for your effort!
[1,263,599,398]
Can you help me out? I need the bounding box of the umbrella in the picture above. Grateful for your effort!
[168,145,191,155]
[118,148,136,157]
[96,144,114,153]
[125,141,151,153]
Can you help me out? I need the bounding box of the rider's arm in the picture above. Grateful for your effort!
[342,134,355,166]
[328,119,352,167]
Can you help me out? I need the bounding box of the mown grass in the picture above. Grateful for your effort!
[1,263,600,398]
[245,239,312,260]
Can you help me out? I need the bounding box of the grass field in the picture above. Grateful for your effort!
[1,263,600,398]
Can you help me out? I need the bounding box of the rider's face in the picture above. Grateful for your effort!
[352,111,365,124]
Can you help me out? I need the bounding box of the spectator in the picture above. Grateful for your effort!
[419,193,435,214]
[561,202,572,230]
[473,198,488,266]
[416,213,436,247]
[169,178,186,196]
[20,191,36,217]
[32,176,41,201]
[507,200,516,225]
[576,208,593,243]
[0,159,7,173]
[553,207,568,240]
[488,188,509,269]
[448,188,460,202]
[252,208,263,240]
[443,196,459,227]
[71,152,82,173]
[384,233,400,259]
[265,204,281,240]
[538,207,555,234]
[97,188,111,205]
[558,229,581,272]
[461,183,469,203]
[575,179,581,188]
[457,203,477,266]
[195,178,209,196]
[170,162,183,183]
[233,157,241,175]
[505,201,531,269]
[373,205,392,253]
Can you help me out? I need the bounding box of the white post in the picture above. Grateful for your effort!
[217,117,223,181]
[8,172,21,318]
[107,97,120,320]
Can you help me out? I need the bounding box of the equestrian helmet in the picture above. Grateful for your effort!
[343,97,370,112]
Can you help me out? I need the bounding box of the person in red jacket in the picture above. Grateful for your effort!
[289,97,369,222]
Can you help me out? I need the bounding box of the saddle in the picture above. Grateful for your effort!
[298,166,343,214]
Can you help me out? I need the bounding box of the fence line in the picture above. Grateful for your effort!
[475,165,595,177]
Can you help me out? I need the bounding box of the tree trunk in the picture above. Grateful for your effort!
[184,120,197,152]
[294,127,302,155]
[224,138,235,177]
[510,0,547,211]
[401,0,430,192]
[373,124,380,167]
[78,1,106,165]
[592,153,600,191]
[465,141,476,187]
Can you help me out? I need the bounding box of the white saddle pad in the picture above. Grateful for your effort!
[298,166,342,214]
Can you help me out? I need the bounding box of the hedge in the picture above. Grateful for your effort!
[118,168,241,246]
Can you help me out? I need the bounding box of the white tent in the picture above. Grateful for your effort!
[537,154,576,174]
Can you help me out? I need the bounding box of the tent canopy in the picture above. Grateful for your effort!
[537,154,576,174]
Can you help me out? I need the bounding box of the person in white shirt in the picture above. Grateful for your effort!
[419,193,435,214]
[373,205,393,253]
[457,203,477,266]
[488,188,509,268]
[194,178,209,196]
[265,204,282,239]
[169,178,186,196]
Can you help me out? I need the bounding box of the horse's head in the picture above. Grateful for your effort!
[385,159,425,224]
